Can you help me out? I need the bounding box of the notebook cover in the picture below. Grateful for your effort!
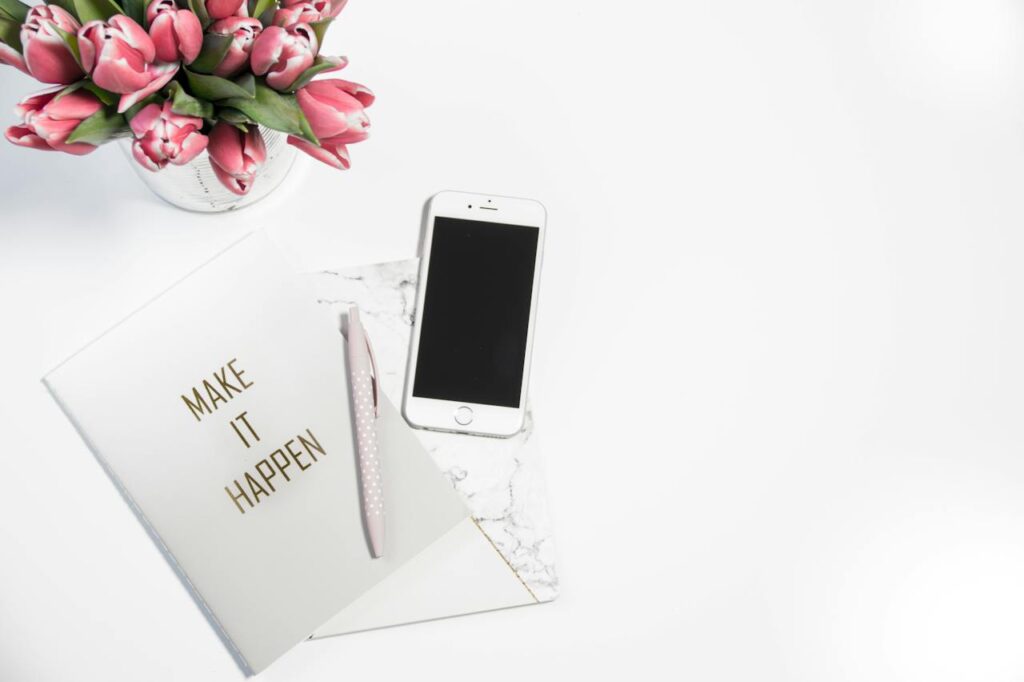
[43,234,468,673]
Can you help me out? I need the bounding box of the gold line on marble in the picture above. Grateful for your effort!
[471,517,540,604]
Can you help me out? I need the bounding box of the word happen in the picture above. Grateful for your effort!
[223,429,327,514]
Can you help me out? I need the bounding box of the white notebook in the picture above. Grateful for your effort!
[43,233,471,673]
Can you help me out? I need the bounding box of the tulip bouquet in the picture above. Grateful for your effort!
[0,0,372,195]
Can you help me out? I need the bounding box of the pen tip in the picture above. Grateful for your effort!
[368,516,384,558]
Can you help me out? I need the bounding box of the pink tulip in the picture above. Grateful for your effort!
[0,42,28,74]
[4,89,103,155]
[295,78,373,137]
[209,17,262,77]
[288,78,372,169]
[250,24,317,90]
[288,134,351,169]
[146,0,203,64]
[129,100,208,171]
[78,16,179,113]
[281,0,346,19]
[206,0,245,21]
[272,2,323,27]
[207,123,266,195]
[20,5,83,84]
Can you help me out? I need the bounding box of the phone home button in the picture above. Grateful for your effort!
[454,406,474,426]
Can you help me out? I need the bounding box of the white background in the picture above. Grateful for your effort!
[3,0,1024,679]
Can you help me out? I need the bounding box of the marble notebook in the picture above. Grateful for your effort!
[43,234,473,674]
[306,259,559,639]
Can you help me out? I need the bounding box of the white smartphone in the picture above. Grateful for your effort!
[403,190,546,437]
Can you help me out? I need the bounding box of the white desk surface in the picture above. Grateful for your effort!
[3,1,1024,680]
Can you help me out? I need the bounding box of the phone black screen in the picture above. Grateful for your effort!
[412,217,540,408]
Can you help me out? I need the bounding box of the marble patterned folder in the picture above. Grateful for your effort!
[306,259,559,638]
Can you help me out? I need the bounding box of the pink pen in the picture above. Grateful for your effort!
[347,306,384,558]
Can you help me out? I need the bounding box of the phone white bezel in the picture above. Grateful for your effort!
[402,190,546,437]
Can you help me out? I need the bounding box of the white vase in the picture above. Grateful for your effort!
[119,126,297,213]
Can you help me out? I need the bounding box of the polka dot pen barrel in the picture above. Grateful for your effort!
[346,306,385,558]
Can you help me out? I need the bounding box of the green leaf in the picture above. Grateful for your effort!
[0,16,21,52]
[122,94,159,121]
[287,56,346,92]
[65,107,130,145]
[249,0,274,24]
[53,26,81,66]
[221,82,317,143]
[49,0,78,20]
[53,80,87,100]
[168,81,214,119]
[233,73,255,96]
[0,0,29,23]
[185,68,256,101]
[217,107,255,126]
[310,18,332,46]
[53,81,118,108]
[121,0,148,25]
[72,0,124,23]
[188,33,232,74]
[257,4,274,26]
[186,0,209,27]
[82,82,118,106]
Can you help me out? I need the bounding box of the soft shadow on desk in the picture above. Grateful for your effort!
[0,145,125,220]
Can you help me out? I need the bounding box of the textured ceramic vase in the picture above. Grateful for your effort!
[120,126,297,213]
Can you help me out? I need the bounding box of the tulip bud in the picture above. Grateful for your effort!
[288,134,350,170]
[281,0,346,19]
[207,123,267,195]
[272,2,322,27]
[287,78,372,169]
[78,15,179,112]
[295,78,372,138]
[4,89,103,155]
[0,42,28,74]
[147,0,203,64]
[208,17,262,77]
[250,24,317,90]
[20,5,83,84]
[205,0,246,21]
[129,100,208,171]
